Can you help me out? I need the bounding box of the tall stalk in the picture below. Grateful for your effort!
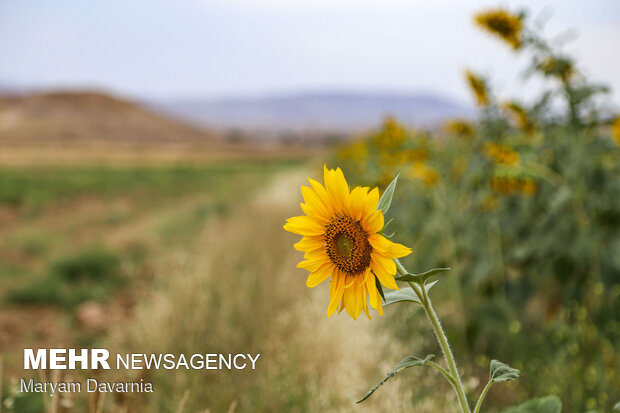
[409,281,471,413]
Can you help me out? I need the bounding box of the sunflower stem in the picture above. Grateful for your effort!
[409,281,471,413]
[395,258,408,276]
[473,380,494,413]
[426,360,457,386]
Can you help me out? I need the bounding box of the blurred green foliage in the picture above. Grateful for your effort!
[7,247,122,308]
[1,159,301,309]
[335,8,619,412]
[0,160,301,213]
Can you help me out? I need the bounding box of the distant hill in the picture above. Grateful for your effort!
[0,91,217,144]
[0,90,318,165]
[148,92,473,132]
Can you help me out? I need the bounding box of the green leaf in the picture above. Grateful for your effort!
[377,174,399,214]
[378,218,394,235]
[490,359,521,382]
[382,287,421,305]
[382,281,438,307]
[374,273,386,302]
[394,267,451,283]
[357,354,435,403]
[501,396,562,413]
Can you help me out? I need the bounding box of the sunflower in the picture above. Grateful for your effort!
[444,119,475,139]
[338,140,368,162]
[474,8,523,50]
[491,175,537,196]
[409,163,440,187]
[502,101,536,136]
[484,142,520,166]
[371,117,408,149]
[612,116,620,146]
[284,166,412,320]
[464,69,490,107]
[537,56,575,82]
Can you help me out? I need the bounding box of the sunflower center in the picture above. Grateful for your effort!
[325,215,372,275]
[335,234,354,258]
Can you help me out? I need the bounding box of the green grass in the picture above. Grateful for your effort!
[7,246,122,308]
[1,158,304,309]
[0,158,301,212]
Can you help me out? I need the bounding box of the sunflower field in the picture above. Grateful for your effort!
[334,8,620,412]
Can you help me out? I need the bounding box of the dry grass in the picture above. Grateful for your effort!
[103,166,457,412]
[0,142,317,167]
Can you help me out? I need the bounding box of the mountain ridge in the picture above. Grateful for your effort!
[147,91,473,132]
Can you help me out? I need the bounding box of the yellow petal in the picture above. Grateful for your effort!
[343,287,356,319]
[373,253,397,275]
[297,257,329,272]
[371,256,399,290]
[300,202,329,225]
[306,263,334,287]
[293,236,324,253]
[365,268,385,315]
[354,281,364,319]
[376,289,384,315]
[368,233,390,253]
[365,271,379,309]
[363,209,384,233]
[360,267,370,285]
[349,186,369,221]
[324,165,350,214]
[386,241,413,258]
[329,269,339,296]
[304,247,328,260]
[284,216,325,236]
[368,234,412,258]
[327,274,345,316]
[363,279,372,319]
[363,296,371,320]
[307,178,334,216]
[362,187,380,219]
[344,274,355,289]
[301,186,331,222]
[334,167,352,214]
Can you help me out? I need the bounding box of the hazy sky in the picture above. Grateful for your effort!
[1,0,619,106]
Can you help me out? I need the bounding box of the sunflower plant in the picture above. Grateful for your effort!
[283,166,540,413]
[332,5,619,411]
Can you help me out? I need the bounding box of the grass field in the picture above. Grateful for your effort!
[0,158,454,412]
[0,160,296,322]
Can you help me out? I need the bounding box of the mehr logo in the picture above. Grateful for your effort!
[24,349,111,370]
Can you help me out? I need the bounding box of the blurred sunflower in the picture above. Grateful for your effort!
[444,119,475,138]
[484,142,520,166]
[612,116,620,145]
[464,69,490,107]
[409,163,440,187]
[537,56,575,82]
[338,140,368,162]
[503,101,536,136]
[474,8,523,50]
[491,175,537,196]
[284,166,412,320]
[371,117,408,149]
